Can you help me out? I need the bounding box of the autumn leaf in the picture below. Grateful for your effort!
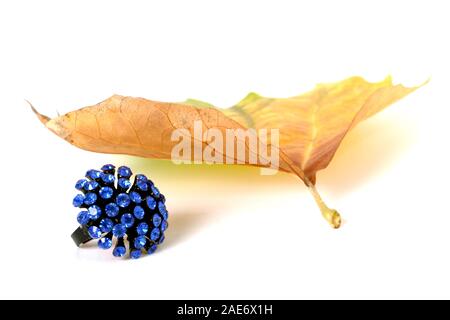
[31,76,424,228]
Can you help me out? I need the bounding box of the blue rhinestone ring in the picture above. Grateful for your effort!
[71,164,168,259]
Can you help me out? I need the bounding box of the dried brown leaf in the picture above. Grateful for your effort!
[32,76,423,227]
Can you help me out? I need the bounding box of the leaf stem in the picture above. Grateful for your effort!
[305,179,341,228]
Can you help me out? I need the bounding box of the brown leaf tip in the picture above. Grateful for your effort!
[26,100,50,125]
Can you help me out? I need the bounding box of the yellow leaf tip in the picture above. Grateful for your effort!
[419,77,431,87]
[383,75,429,89]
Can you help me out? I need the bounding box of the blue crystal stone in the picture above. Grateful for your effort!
[101,164,115,172]
[152,214,162,227]
[112,224,127,237]
[88,226,102,239]
[151,185,160,197]
[88,205,102,220]
[134,235,146,249]
[158,201,168,220]
[72,194,85,207]
[121,213,135,228]
[161,220,168,232]
[118,178,131,190]
[99,218,114,233]
[75,179,87,190]
[130,249,142,259]
[137,180,148,191]
[101,173,115,184]
[84,180,99,191]
[77,211,90,225]
[159,194,166,203]
[84,193,97,205]
[129,191,142,204]
[116,193,131,208]
[86,169,102,180]
[118,166,132,178]
[150,228,160,241]
[157,234,165,245]
[136,222,149,235]
[135,174,147,182]
[147,244,158,255]
[133,206,145,219]
[98,237,112,249]
[105,203,119,217]
[99,186,114,199]
[146,196,156,210]
[113,246,126,257]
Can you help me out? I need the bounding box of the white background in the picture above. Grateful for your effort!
[0,0,449,299]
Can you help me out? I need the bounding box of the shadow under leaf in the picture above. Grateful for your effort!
[109,112,417,244]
